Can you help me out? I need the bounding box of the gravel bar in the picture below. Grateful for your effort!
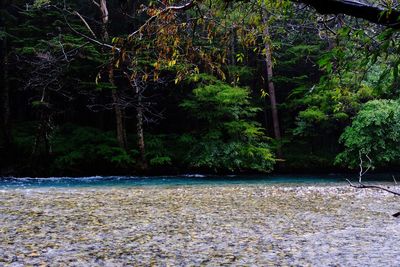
[1,184,400,266]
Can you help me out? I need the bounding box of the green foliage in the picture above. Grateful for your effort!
[52,125,136,170]
[12,123,136,171]
[336,100,400,168]
[184,139,274,172]
[0,30,6,40]
[33,0,51,8]
[180,82,260,122]
[180,79,275,172]
[227,65,254,85]
[286,22,400,169]
[5,0,400,176]
[144,135,172,167]
[293,75,377,137]
[12,123,37,155]
[283,141,336,170]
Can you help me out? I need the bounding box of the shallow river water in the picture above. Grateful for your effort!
[0,176,400,266]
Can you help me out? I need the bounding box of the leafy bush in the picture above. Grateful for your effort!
[12,122,37,155]
[52,125,135,170]
[144,134,173,167]
[180,80,275,172]
[336,99,400,168]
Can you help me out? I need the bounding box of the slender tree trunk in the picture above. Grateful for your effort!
[230,27,236,65]
[108,60,128,150]
[98,0,128,150]
[110,80,128,150]
[262,10,282,157]
[32,109,52,157]
[135,88,147,169]
[100,0,109,41]
[263,98,269,134]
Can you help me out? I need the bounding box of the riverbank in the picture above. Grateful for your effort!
[1,184,399,266]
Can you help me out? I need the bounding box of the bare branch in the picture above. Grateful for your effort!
[58,40,68,62]
[92,0,100,8]
[99,0,109,24]
[358,151,372,183]
[73,11,98,39]
[51,5,118,51]
[346,151,400,217]
[64,17,118,51]
[346,179,400,197]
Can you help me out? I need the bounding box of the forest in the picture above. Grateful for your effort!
[1,0,400,176]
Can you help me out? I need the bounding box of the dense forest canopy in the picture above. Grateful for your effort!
[1,0,400,176]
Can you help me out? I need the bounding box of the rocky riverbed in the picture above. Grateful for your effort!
[1,184,400,266]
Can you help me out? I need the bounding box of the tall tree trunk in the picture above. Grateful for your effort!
[0,28,12,150]
[110,76,128,150]
[262,11,282,157]
[98,0,128,150]
[32,109,52,157]
[136,88,147,170]
[230,27,236,65]
[100,0,109,41]
[263,98,269,135]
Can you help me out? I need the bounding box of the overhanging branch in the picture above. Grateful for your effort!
[296,0,400,28]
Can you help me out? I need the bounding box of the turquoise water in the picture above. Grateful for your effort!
[0,173,395,189]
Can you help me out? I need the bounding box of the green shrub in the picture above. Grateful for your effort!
[336,99,400,168]
[180,80,275,172]
[52,125,135,170]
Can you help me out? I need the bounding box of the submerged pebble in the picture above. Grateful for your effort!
[0,184,399,266]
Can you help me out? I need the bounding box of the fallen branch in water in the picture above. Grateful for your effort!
[345,179,400,217]
[345,179,400,197]
[347,152,400,217]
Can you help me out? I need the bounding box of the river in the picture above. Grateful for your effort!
[0,175,399,266]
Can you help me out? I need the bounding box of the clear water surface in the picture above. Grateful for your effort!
[0,173,396,189]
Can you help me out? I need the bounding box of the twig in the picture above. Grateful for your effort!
[348,151,400,217]
[58,40,68,61]
[52,5,118,51]
[358,151,371,183]
[92,0,100,8]
[346,179,400,196]
[73,11,98,39]
[64,17,117,51]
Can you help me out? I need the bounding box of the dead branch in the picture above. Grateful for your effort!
[347,151,400,217]
[296,0,400,28]
[346,179,400,197]
[73,11,98,39]
[358,151,371,183]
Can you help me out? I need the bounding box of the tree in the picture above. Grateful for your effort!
[336,99,400,169]
[96,0,128,151]
[260,1,283,156]
[3,0,400,176]
[180,76,275,172]
[0,1,12,153]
